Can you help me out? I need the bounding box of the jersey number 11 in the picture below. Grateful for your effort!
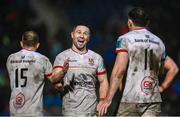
[144,49,154,70]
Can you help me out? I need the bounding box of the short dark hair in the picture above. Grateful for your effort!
[128,7,149,27]
[22,31,39,47]
[72,23,90,30]
[72,24,91,36]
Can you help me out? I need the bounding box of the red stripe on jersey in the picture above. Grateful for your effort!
[53,66,64,69]
[46,73,52,77]
[97,71,107,75]
[116,49,128,53]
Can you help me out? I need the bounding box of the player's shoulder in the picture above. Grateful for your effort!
[146,30,159,38]
[7,52,15,58]
[87,49,103,59]
[7,50,21,59]
[117,31,132,41]
[32,51,50,62]
[147,31,164,44]
[119,28,150,38]
[7,53,14,62]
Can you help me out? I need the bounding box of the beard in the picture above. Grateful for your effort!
[74,42,86,50]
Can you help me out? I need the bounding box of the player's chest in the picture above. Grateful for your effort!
[67,55,97,68]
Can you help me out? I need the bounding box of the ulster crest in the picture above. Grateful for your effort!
[88,58,94,66]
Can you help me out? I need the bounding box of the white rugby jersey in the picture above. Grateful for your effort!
[6,49,52,116]
[53,49,106,115]
[116,28,166,103]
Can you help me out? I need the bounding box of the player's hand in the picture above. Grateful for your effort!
[63,59,69,73]
[54,82,64,92]
[96,98,112,116]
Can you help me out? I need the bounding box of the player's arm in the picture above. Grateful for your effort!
[107,52,128,101]
[97,52,129,115]
[159,56,179,92]
[48,59,69,84]
[98,72,109,100]
[51,66,68,92]
[97,73,109,115]
[96,72,109,115]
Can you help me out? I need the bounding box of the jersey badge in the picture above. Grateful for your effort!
[88,58,94,66]
[13,92,25,108]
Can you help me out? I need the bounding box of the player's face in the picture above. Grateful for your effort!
[71,25,90,50]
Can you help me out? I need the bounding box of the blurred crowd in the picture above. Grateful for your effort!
[0,0,180,116]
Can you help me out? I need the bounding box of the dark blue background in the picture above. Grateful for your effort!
[0,0,179,115]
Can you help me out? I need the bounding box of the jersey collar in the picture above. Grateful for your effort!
[71,48,88,55]
[131,27,146,30]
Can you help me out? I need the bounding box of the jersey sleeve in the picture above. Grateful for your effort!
[161,42,167,61]
[6,55,12,75]
[116,37,128,53]
[53,53,65,69]
[97,55,107,75]
[44,57,53,77]
[162,51,167,61]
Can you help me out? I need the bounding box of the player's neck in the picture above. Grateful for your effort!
[71,46,87,55]
[129,26,145,31]
[22,47,36,51]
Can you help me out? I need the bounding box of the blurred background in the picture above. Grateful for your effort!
[0,0,180,116]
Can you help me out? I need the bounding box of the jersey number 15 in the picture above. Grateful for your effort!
[15,68,28,88]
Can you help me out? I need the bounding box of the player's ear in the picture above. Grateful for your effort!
[128,19,134,31]
[87,36,90,42]
[87,32,90,42]
[146,20,150,27]
[36,43,40,49]
[20,41,24,48]
[128,19,133,27]
[71,31,74,39]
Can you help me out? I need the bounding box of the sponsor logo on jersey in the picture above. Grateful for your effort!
[135,38,148,43]
[145,35,150,38]
[21,55,25,59]
[141,76,157,95]
[88,58,94,66]
[10,59,36,64]
[13,92,25,108]
[72,73,95,89]
[134,38,159,45]
[68,59,77,62]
